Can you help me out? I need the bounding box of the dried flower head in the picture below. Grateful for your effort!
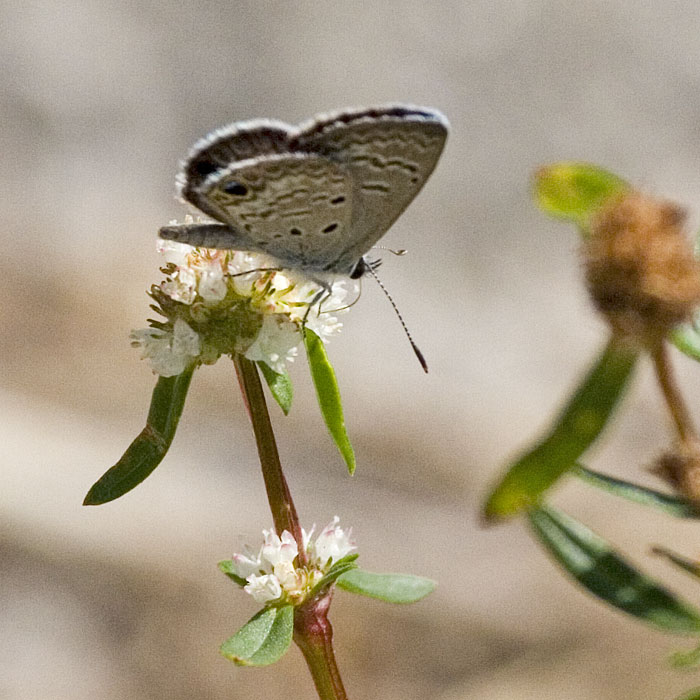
[583,192,700,347]
[652,439,700,503]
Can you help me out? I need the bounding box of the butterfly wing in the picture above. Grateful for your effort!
[178,119,296,222]
[294,105,448,271]
[183,151,355,271]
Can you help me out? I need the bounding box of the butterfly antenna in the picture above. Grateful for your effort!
[365,264,428,373]
[373,246,408,256]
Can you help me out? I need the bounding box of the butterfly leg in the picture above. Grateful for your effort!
[301,281,333,327]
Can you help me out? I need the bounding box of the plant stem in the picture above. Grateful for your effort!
[652,341,697,444]
[233,355,305,561]
[294,595,349,700]
[233,355,348,699]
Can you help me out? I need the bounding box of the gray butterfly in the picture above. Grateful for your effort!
[159,104,448,281]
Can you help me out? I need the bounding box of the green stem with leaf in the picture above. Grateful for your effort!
[232,354,347,700]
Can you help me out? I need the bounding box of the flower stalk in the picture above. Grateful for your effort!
[233,354,306,562]
[294,595,348,700]
[232,353,347,698]
[652,341,697,445]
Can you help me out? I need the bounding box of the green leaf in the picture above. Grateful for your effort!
[336,569,436,604]
[310,553,360,596]
[484,340,638,521]
[218,560,247,587]
[220,606,294,667]
[303,328,356,474]
[672,321,700,363]
[533,162,629,230]
[529,505,700,635]
[83,368,194,505]
[575,464,700,518]
[257,362,293,415]
[671,645,700,670]
[673,686,700,700]
[652,546,700,580]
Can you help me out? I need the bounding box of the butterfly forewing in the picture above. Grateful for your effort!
[191,152,354,268]
[294,106,448,270]
[167,105,448,275]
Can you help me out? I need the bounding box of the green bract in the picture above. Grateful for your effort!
[337,569,436,604]
[304,328,356,474]
[575,465,700,519]
[484,340,637,520]
[220,606,294,667]
[83,368,194,505]
[533,162,629,231]
[258,362,294,415]
[529,506,700,635]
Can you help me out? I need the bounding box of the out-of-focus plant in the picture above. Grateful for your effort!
[484,163,700,696]
[83,234,434,700]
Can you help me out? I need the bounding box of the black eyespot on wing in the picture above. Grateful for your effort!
[322,223,338,233]
[222,181,249,196]
[290,228,302,236]
[330,196,346,205]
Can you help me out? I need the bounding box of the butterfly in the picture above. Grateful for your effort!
[158,104,448,282]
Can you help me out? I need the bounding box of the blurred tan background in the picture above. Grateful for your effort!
[5,1,700,698]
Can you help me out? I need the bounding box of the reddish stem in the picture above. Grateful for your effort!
[233,354,348,699]
[294,594,349,700]
[233,354,306,562]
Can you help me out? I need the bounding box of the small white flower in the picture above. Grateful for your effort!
[134,233,358,376]
[230,518,357,607]
[261,529,298,568]
[244,574,282,604]
[231,548,262,579]
[243,315,300,373]
[311,516,356,567]
[273,560,305,597]
[130,319,200,377]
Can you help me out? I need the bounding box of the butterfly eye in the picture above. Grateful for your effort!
[222,180,249,196]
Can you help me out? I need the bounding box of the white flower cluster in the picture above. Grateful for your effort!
[131,222,357,377]
[231,517,356,606]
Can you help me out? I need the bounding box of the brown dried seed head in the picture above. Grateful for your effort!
[583,191,700,346]
[652,439,700,503]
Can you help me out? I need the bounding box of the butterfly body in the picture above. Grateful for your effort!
[159,105,448,280]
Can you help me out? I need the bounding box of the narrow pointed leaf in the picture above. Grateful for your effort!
[671,646,700,670]
[304,328,356,474]
[337,569,436,604]
[533,162,629,230]
[529,505,700,635]
[257,362,293,415]
[218,560,247,587]
[672,322,700,363]
[310,554,360,596]
[484,340,637,521]
[83,368,194,505]
[575,464,700,518]
[220,605,293,667]
[674,687,700,700]
[652,546,700,580]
